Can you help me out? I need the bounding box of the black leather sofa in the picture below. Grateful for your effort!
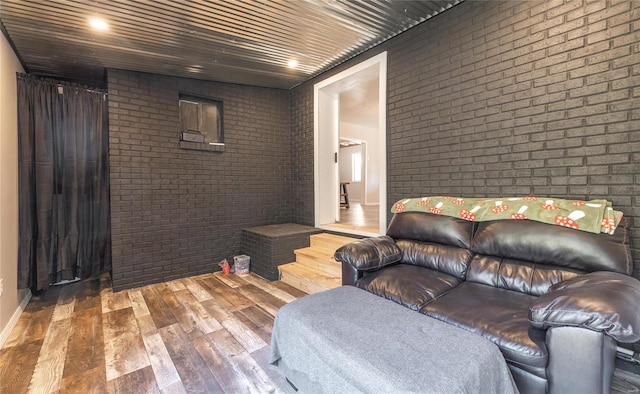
[335,212,640,394]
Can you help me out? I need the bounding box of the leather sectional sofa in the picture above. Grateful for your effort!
[335,211,640,394]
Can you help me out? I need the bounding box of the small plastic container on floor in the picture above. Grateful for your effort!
[233,255,250,275]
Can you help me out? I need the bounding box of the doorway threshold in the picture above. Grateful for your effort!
[318,224,381,238]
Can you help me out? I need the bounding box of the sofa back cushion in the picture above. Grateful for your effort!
[471,218,631,275]
[387,212,475,280]
[387,212,473,248]
[396,240,473,279]
[466,256,582,296]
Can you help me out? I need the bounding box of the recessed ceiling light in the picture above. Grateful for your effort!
[89,18,109,31]
[288,59,298,68]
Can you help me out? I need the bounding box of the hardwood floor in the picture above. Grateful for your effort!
[0,272,305,393]
[335,202,379,233]
[4,270,639,393]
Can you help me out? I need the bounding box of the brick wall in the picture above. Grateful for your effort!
[290,0,640,278]
[108,70,291,291]
[290,86,316,226]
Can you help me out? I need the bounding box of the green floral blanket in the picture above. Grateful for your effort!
[391,196,623,234]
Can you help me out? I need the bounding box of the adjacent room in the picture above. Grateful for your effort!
[1,0,640,392]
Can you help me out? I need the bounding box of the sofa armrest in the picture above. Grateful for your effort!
[341,261,362,286]
[334,236,402,272]
[529,271,640,343]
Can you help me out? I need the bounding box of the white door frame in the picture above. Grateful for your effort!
[313,51,387,236]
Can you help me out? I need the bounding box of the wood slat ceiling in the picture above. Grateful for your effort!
[0,0,461,89]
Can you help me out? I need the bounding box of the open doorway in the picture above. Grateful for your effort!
[314,52,387,236]
[337,139,378,233]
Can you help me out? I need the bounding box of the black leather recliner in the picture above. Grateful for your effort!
[335,212,640,394]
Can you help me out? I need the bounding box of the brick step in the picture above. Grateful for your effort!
[278,262,341,294]
[309,233,359,254]
[294,247,341,277]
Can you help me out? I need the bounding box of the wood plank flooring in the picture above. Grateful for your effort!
[0,272,306,393]
[335,202,379,233]
[4,270,639,393]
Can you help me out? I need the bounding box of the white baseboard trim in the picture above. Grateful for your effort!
[0,289,32,348]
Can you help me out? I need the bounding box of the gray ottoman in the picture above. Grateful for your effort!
[270,286,518,393]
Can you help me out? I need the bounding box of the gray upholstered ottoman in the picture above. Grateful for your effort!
[270,286,518,393]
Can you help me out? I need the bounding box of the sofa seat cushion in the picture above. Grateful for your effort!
[420,282,548,372]
[355,264,461,311]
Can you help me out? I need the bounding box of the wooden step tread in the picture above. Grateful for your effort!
[278,263,340,294]
[311,233,359,243]
[279,263,341,285]
[309,233,359,253]
[294,247,341,277]
[295,247,340,263]
[292,253,341,277]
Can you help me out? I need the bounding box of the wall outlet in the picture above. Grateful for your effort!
[0,278,3,297]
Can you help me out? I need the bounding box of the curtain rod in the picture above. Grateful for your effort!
[16,73,107,95]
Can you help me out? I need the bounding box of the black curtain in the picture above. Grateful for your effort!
[17,74,111,291]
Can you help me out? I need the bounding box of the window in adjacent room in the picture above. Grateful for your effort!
[352,151,362,182]
[179,93,223,144]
